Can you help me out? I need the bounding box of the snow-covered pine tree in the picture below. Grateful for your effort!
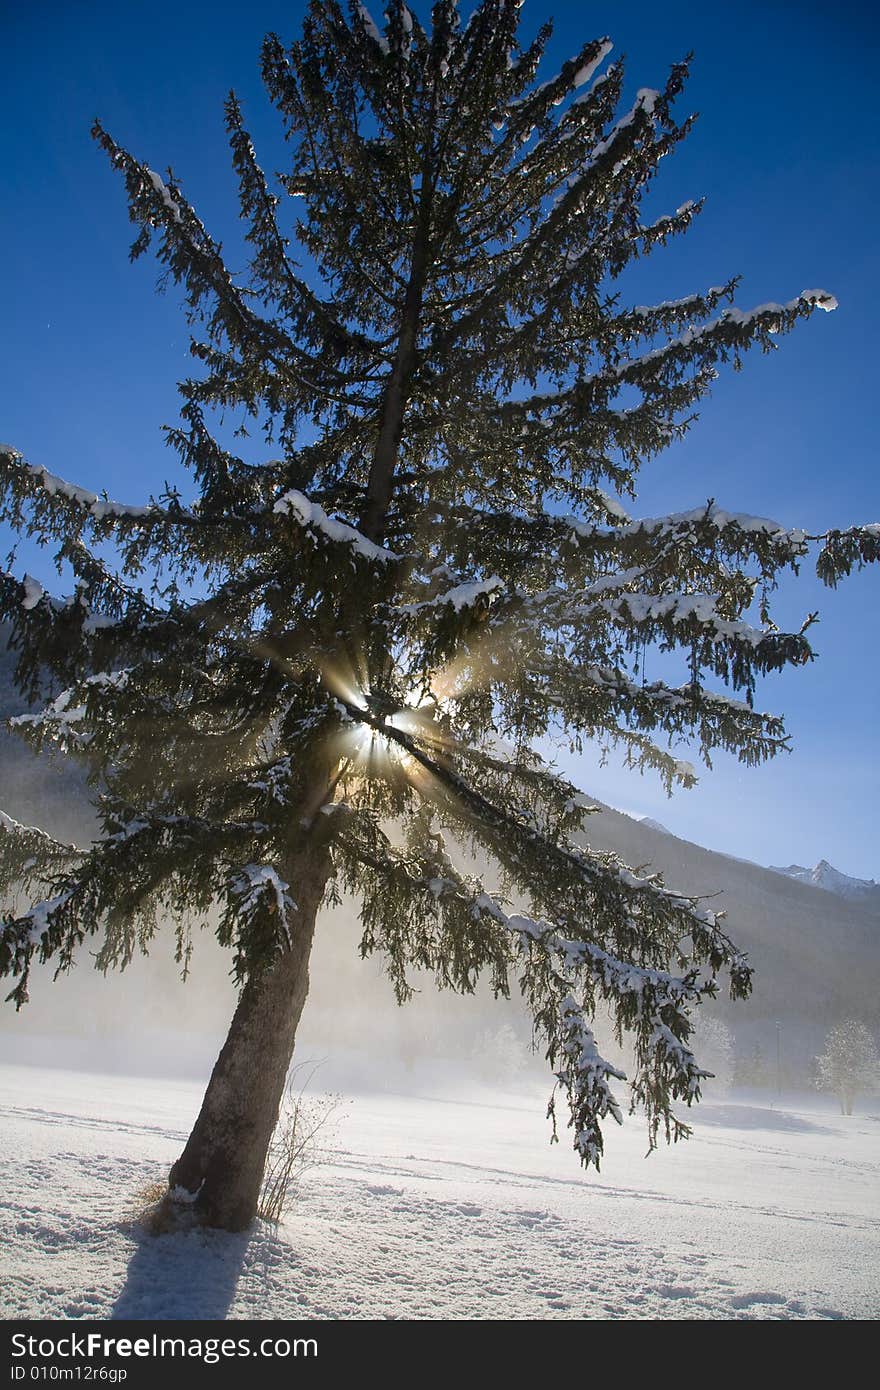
[1,0,878,1231]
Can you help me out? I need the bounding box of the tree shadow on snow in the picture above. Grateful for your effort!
[111,1221,257,1320]
[691,1103,833,1135]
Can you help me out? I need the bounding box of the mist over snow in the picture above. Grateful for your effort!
[2,1062,878,1320]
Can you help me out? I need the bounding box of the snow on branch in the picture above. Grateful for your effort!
[145,168,183,224]
[563,499,809,553]
[610,291,837,385]
[510,292,837,414]
[0,810,81,903]
[356,4,390,55]
[339,815,714,1168]
[637,199,703,245]
[593,589,786,648]
[230,863,296,916]
[0,446,198,547]
[417,499,812,592]
[219,859,310,977]
[0,560,166,659]
[1,883,81,1007]
[273,489,400,564]
[588,85,660,163]
[1,803,277,1005]
[523,35,614,115]
[10,672,131,754]
[1,450,174,522]
[550,1000,625,1164]
[485,582,812,684]
[572,38,613,91]
[398,573,505,614]
[532,659,788,777]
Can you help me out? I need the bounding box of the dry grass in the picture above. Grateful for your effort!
[123,1176,180,1235]
[258,1061,344,1225]
[124,1061,345,1234]
[135,1177,169,1207]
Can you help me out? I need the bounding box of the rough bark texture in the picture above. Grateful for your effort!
[167,835,333,1231]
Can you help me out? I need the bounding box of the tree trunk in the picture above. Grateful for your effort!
[359,187,433,544]
[166,836,333,1232]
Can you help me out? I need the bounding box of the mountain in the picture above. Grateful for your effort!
[768,860,880,906]
[572,801,879,1076]
[636,816,672,836]
[0,631,91,844]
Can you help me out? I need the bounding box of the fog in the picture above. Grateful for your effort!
[4,839,876,1107]
[2,635,877,1107]
[0,889,552,1090]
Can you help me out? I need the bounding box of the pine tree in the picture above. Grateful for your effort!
[1,0,878,1231]
[691,1015,734,1095]
[815,1021,879,1115]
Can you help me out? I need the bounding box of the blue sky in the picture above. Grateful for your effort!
[3,0,878,876]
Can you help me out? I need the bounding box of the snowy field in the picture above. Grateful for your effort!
[1,1061,878,1321]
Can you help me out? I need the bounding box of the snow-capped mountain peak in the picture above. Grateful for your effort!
[768,859,880,902]
[637,815,672,836]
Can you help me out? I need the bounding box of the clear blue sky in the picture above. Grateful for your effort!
[3,1,878,876]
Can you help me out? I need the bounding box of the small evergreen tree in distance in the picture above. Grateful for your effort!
[816,1021,879,1115]
[691,1015,734,1095]
[1,0,878,1231]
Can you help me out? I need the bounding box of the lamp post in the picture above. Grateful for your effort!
[776,1021,782,1100]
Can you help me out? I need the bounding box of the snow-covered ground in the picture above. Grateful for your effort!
[1,1061,878,1320]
